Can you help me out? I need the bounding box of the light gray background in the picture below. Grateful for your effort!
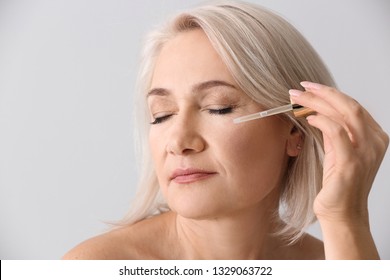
[0,0,389,259]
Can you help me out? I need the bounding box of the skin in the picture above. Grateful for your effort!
[63,30,388,260]
[290,83,388,259]
[147,29,299,222]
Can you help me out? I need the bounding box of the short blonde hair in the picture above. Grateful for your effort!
[121,0,335,242]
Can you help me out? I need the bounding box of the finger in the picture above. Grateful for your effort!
[289,89,339,118]
[301,82,390,151]
[309,113,389,197]
[306,114,355,163]
[300,82,373,139]
[289,89,358,145]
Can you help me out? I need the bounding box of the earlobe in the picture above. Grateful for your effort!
[286,126,303,157]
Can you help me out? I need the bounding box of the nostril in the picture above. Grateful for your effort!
[167,134,205,155]
[181,147,196,155]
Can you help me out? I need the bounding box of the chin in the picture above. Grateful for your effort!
[162,180,225,218]
[169,198,227,221]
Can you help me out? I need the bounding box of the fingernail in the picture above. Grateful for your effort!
[289,89,303,97]
[306,115,315,121]
[300,81,322,90]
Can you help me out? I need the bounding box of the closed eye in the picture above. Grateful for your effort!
[150,107,235,124]
[150,114,172,125]
[208,107,234,115]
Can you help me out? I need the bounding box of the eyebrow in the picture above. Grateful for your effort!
[146,80,237,98]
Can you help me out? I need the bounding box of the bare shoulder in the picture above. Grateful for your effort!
[62,228,130,260]
[62,212,175,260]
[290,233,325,260]
[269,232,324,260]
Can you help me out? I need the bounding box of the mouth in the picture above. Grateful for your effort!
[170,168,217,184]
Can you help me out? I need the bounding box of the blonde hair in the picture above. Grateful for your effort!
[121,0,335,242]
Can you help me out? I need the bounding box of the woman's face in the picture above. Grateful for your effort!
[148,29,299,219]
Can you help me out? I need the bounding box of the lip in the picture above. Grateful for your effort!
[170,168,217,184]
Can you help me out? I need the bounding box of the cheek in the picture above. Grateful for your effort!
[149,129,165,177]
[149,130,158,161]
[214,121,288,187]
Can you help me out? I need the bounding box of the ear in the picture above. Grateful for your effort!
[286,125,303,157]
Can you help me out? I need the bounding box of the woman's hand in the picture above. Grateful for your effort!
[289,81,389,259]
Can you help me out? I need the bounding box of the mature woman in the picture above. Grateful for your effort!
[63,1,388,259]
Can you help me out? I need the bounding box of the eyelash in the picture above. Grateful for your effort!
[208,107,234,115]
[150,115,172,125]
[150,106,235,125]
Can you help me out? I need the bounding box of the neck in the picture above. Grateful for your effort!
[174,200,283,259]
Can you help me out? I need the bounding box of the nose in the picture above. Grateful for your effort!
[166,113,205,155]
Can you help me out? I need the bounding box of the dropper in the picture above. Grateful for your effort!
[233,103,315,124]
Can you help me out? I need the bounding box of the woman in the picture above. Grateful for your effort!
[63,1,388,259]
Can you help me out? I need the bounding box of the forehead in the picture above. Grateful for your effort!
[150,29,236,89]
